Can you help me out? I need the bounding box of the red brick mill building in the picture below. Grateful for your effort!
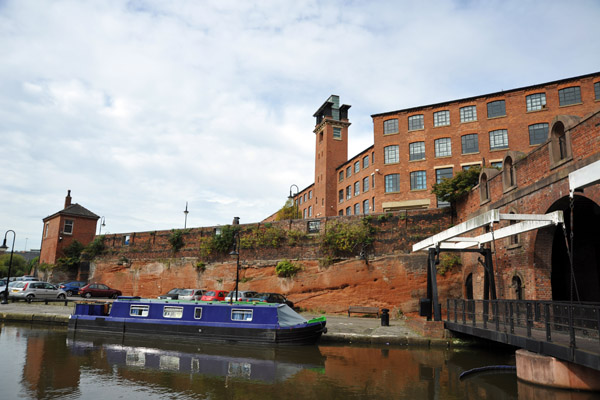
[45,72,600,314]
[288,72,600,219]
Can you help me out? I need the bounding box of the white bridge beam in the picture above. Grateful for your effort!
[412,210,564,252]
[569,159,600,197]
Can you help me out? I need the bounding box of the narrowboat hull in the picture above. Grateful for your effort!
[68,298,327,346]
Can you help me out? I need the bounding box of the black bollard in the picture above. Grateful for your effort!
[381,308,390,326]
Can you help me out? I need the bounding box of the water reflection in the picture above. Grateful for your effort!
[67,333,326,383]
[3,323,600,399]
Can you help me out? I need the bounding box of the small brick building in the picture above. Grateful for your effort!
[39,190,99,265]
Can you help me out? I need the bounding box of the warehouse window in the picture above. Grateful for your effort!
[383,119,398,134]
[435,138,452,157]
[408,114,424,131]
[409,142,425,160]
[487,100,506,118]
[529,123,549,145]
[460,105,477,122]
[558,86,581,106]
[384,145,400,164]
[461,134,479,154]
[433,110,450,127]
[489,129,508,150]
[410,171,426,190]
[526,93,546,111]
[385,174,400,193]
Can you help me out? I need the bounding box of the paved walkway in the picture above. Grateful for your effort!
[0,300,463,347]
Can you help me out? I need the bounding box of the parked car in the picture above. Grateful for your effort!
[15,275,39,282]
[158,288,185,300]
[0,281,22,299]
[59,281,87,296]
[10,281,67,301]
[178,289,205,301]
[253,292,294,308]
[80,283,122,299]
[200,290,228,302]
[224,290,259,302]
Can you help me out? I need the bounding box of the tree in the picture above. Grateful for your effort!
[275,198,297,221]
[0,253,28,277]
[431,166,481,204]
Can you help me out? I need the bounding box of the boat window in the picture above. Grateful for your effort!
[194,307,202,319]
[163,306,183,319]
[130,305,149,317]
[231,309,253,321]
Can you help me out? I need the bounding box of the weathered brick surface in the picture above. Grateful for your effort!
[78,209,460,315]
[455,109,600,301]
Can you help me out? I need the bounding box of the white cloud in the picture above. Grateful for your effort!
[0,0,599,250]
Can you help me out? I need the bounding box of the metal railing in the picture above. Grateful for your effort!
[446,299,600,349]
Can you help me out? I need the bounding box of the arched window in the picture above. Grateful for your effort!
[502,155,516,191]
[549,117,577,167]
[479,172,489,203]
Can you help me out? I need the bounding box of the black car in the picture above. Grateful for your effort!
[254,292,294,308]
[158,288,185,300]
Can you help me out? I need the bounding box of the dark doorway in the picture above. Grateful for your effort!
[512,275,523,300]
[549,196,600,302]
[465,273,473,299]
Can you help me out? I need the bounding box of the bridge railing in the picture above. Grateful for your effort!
[446,299,600,348]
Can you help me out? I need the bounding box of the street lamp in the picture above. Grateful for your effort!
[98,216,106,235]
[229,217,241,304]
[184,202,189,229]
[288,184,299,220]
[0,230,16,304]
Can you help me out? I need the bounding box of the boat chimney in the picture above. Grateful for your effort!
[232,217,240,225]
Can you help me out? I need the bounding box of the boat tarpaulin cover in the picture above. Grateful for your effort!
[276,304,308,327]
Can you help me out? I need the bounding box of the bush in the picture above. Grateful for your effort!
[168,230,186,252]
[275,259,301,278]
[319,218,376,259]
[240,225,286,249]
[437,253,462,275]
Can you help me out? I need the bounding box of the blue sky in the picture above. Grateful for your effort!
[1,0,599,251]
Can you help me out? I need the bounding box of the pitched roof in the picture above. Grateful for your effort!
[43,203,99,222]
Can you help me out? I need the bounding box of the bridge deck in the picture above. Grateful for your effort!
[445,299,600,371]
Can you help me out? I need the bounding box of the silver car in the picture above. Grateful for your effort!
[10,281,67,301]
[224,290,259,302]
[178,289,205,301]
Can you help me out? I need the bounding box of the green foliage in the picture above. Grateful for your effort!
[319,218,376,259]
[198,225,240,258]
[431,166,481,204]
[0,253,28,277]
[275,259,301,278]
[168,230,186,252]
[196,261,206,272]
[212,225,239,254]
[81,236,106,260]
[275,198,298,221]
[57,240,85,270]
[437,253,462,275]
[38,263,54,272]
[240,225,286,249]
[287,229,308,246]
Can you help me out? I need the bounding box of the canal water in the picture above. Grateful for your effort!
[1,322,597,399]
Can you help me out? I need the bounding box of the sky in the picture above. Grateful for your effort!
[1,0,599,252]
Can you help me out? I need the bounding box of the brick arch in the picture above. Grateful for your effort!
[549,115,580,167]
[534,194,600,301]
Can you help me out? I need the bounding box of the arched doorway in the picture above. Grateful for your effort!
[465,273,473,300]
[511,275,523,300]
[547,196,600,302]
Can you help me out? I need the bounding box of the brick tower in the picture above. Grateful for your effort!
[312,95,351,217]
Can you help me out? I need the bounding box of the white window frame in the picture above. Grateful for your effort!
[231,309,253,321]
[130,305,149,317]
[163,306,183,319]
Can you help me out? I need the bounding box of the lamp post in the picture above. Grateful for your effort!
[1,230,16,304]
[229,217,240,304]
[288,184,299,220]
[184,202,189,229]
[98,216,106,235]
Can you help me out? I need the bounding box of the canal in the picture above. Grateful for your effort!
[1,322,597,399]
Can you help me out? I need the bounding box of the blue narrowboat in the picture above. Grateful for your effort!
[68,297,327,345]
